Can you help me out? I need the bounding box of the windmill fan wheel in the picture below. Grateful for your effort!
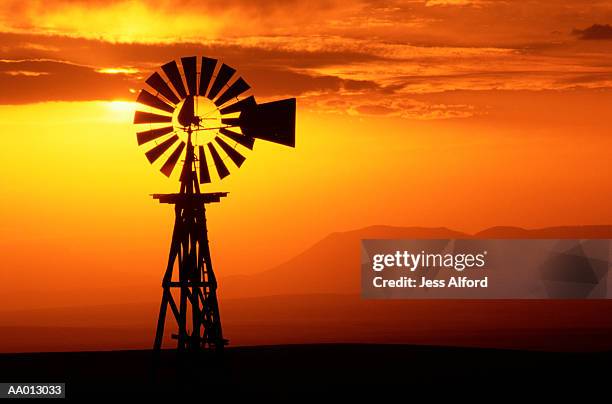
[133,56,296,184]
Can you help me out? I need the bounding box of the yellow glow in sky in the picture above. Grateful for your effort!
[97,68,139,75]
[1,2,224,42]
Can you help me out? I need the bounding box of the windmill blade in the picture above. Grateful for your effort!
[207,142,230,179]
[219,128,254,150]
[145,72,179,104]
[145,135,179,163]
[199,57,217,96]
[136,89,175,114]
[181,56,197,96]
[160,141,186,177]
[220,95,256,115]
[177,95,195,127]
[137,126,174,145]
[207,64,235,100]
[215,136,246,167]
[134,111,172,124]
[198,145,211,184]
[214,77,250,107]
[240,98,296,147]
[220,117,240,126]
[161,60,187,99]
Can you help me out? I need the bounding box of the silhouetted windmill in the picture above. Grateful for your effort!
[133,56,296,352]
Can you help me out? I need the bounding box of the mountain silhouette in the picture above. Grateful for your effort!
[474,225,612,238]
[222,224,612,298]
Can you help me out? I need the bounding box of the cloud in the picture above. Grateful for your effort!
[572,24,612,40]
[0,57,380,105]
[244,67,379,99]
[300,90,478,120]
[0,59,135,104]
[0,32,391,71]
[425,0,486,6]
[2,0,611,49]
[351,99,476,119]
[1,2,612,119]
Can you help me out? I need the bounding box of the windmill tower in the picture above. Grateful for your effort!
[132,56,296,352]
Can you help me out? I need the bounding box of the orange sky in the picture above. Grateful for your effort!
[1,1,612,310]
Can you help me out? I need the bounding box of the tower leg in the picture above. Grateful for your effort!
[197,205,225,350]
[153,291,168,351]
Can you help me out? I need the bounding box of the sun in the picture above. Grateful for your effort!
[107,101,135,112]
[104,101,136,121]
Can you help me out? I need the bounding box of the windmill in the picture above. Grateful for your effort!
[133,56,296,352]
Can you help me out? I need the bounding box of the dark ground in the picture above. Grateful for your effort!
[0,344,609,399]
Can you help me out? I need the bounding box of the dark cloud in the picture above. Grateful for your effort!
[354,104,396,115]
[572,24,612,40]
[1,13,612,109]
[0,32,384,69]
[554,71,612,85]
[0,32,386,104]
[0,56,379,104]
[242,67,379,98]
[0,59,135,104]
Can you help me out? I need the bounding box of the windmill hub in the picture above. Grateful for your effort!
[132,56,296,353]
[172,96,222,147]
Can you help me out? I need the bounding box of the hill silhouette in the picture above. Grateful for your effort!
[1,344,608,397]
